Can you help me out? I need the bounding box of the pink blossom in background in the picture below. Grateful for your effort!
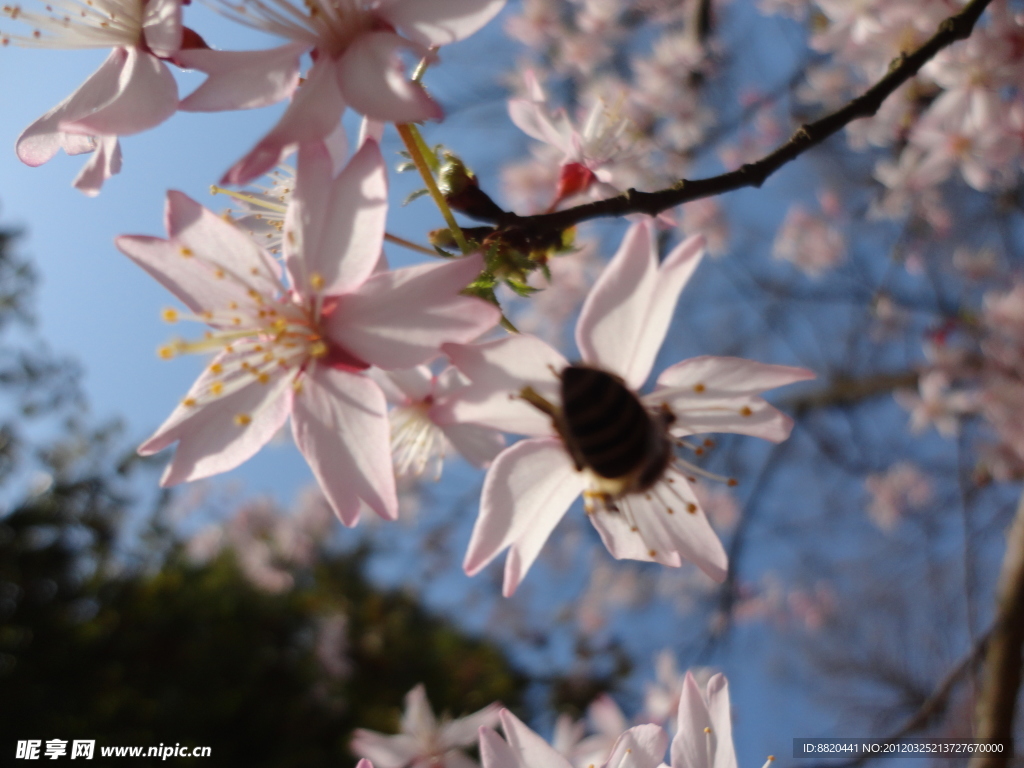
[670,672,737,768]
[117,139,499,526]
[772,203,846,278]
[2,0,185,194]
[864,462,933,532]
[352,685,500,768]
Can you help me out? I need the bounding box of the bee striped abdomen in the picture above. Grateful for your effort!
[560,365,655,481]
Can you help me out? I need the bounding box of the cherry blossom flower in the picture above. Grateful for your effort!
[894,371,977,438]
[2,0,185,194]
[772,204,846,278]
[178,0,507,184]
[116,139,499,525]
[352,684,501,768]
[440,220,814,595]
[373,365,505,479]
[508,70,636,209]
[480,709,666,768]
[864,462,932,532]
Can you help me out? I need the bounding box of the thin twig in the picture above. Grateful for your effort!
[488,0,995,234]
[798,628,992,768]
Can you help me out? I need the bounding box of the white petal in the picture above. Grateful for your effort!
[436,335,565,436]
[380,0,506,47]
[401,684,438,738]
[140,357,293,486]
[290,366,397,525]
[326,254,499,370]
[465,438,584,597]
[577,223,703,389]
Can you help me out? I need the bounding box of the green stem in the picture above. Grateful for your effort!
[384,232,439,257]
[396,123,471,254]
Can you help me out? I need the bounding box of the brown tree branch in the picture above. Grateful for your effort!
[485,0,995,235]
[798,628,992,768]
[969,488,1024,768]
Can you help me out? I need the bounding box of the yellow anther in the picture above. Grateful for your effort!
[200,311,213,321]
[263,353,274,363]
[228,301,238,310]
[210,381,224,396]
[214,269,225,279]
[271,318,288,332]
[309,340,328,358]
[232,317,242,325]
[225,345,235,354]
[740,406,753,416]
[250,267,259,276]
[704,727,712,734]
[209,363,223,375]
[648,549,657,558]
[179,246,193,257]
[310,272,325,291]
[693,383,705,393]
[161,307,179,323]
[292,379,304,394]
[182,397,197,408]
[666,507,675,514]
[234,413,252,426]
[257,373,270,384]
[687,503,697,513]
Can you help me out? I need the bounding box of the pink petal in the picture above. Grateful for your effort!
[351,732,418,768]
[284,140,335,291]
[337,32,443,123]
[140,356,293,486]
[401,684,438,735]
[290,366,397,525]
[306,138,388,296]
[221,57,345,186]
[507,98,573,155]
[591,470,727,581]
[380,0,507,47]
[386,365,435,402]
[577,222,704,389]
[16,48,127,166]
[706,675,737,768]
[604,726,668,768]
[440,422,505,467]
[655,356,815,394]
[326,253,499,370]
[61,47,178,137]
[670,674,714,768]
[72,135,122,196]
[465,438,584,597]
[665,395,795,442]
[499,711,575,768]
[439,703,501,748]
[480,727,521,768]
[436,335,566,436]
[177,44,305,111]
[142,0,183,58]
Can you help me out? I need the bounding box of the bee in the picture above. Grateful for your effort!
[522,365,676,509]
